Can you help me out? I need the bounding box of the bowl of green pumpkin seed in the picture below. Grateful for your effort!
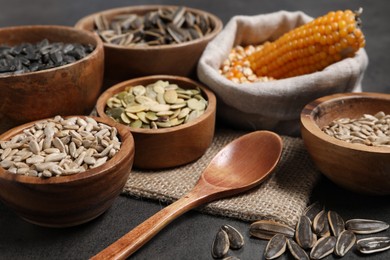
[96,75,216,170]
[75,5,223,81]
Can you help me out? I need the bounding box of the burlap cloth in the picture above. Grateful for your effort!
[122,128,321,227]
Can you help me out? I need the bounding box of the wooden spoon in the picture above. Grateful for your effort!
[92,130,283,259]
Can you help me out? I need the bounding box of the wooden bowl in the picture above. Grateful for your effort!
[0,25,104,132]
[75,5,223,81]
[301,92,390,195]
[96,75,216,169]
[0,116,135,227]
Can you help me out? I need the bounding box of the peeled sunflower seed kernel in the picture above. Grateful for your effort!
[249,220,295,240]
[211,229,230,259]
[0,116,121,178]
[334,230,356,257]
[345,219,389,234]
[264,234,287,260]
[221,225,244,249]
[310,236,337,260]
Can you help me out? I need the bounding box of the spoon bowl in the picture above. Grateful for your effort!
[201,130,283,193]
[92,130,283,259]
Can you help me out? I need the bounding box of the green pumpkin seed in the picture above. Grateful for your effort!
[105,80,208,129]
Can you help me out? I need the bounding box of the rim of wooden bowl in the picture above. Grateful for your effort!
[0,25,104,78]
[301,92,390,154]
[75,5,223,50]
[96,75,216,135]
[0,115,134,184]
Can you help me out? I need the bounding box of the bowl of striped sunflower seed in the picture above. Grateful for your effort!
[197,9,368,136]
[0,115,135,227]
[75,5,223,81]
[301,92,390,195]
[96,75,216,170]
[0,25,104,132]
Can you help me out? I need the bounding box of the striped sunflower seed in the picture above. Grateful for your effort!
[303,201,324,222]
[345,219,389,234]
[356,236,390,254]
[249,220,295,240]
[295,215,316,249]
[334,230,356,257]
[221,225,244,250]
[264,234,287,260]
[310,236,337,260]
[328,211,345,237]
[312,209,329,237]
[211,228,229,259]
[287,238,310,260]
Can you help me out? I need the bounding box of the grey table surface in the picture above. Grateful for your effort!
[0,0,389,259]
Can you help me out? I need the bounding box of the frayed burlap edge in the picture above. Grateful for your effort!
[122,128,321,227]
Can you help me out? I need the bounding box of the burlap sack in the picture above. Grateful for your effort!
[197,11,369,136]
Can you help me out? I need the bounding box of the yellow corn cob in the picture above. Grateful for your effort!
[247,9,365,79]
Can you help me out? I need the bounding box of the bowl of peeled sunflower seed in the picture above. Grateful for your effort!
[0,25,104,132]
[0,115,135,227]
[75,5,223,81]
[96,75,216,169]
[300,92,390,195]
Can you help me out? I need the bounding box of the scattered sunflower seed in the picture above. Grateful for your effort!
[312,209,330,237]
[356,236,390,254]
[303,201,324,222]
[248,202,389,259]
[264,234,287,260]
[211,228,230,259]
[221,225,244,249]
[295,215,316,249]
[249,220,295,240]
[211,225,244,259]
[221,256,240,260]
[310,236,337,260]
[334,230,356,257]
[328,210,345,237]
[286,238,310,260]
[345,219,389,234]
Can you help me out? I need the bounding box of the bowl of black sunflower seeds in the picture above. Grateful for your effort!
[0,25,104,131]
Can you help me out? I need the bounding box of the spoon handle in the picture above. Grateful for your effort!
[91,184,216,259]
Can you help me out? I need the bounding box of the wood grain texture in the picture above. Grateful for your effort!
[96,75,217,169]
[0,116,135,227]
[91,130,283,259]
[300,92,390,195]
[75,5,223,81]
[0,25,104,130]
